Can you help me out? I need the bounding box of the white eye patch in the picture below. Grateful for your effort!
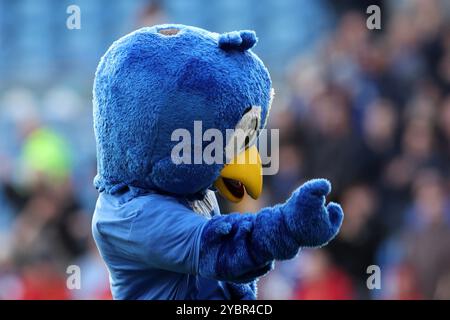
[225,106,261,161]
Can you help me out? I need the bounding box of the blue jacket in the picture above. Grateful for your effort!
[92,188,256,299]
[93,180,343,300]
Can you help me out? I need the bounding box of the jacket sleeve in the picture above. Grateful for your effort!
[198,205,296,283]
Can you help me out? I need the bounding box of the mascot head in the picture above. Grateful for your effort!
[93,24,273,202]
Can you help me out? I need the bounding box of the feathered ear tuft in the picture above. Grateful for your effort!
[218,30,257,51]
[239,30,257,49]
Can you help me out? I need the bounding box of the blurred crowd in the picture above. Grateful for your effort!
[253,0,450,299]
[1,0,450,299]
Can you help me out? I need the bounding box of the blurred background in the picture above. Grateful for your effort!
[1,0,450,299]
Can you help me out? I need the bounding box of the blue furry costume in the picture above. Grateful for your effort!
[92,24,344,300]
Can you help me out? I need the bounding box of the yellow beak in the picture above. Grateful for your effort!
[214,145,263,203]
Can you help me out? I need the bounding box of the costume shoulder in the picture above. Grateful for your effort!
[93,190,208,274]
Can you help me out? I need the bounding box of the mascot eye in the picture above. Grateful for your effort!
[225,107,261,161]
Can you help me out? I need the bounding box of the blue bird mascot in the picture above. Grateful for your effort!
[92,24,344,300]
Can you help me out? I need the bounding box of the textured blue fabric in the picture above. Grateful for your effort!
[92,188,256,299]
[92,24,344,300]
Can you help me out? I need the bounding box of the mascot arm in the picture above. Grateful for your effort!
[198,179,343,283]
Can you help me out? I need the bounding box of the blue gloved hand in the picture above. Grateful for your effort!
[280,178,344,248]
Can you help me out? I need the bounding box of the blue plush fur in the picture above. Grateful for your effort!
[93,24,271,195]
[93,24,343,300]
